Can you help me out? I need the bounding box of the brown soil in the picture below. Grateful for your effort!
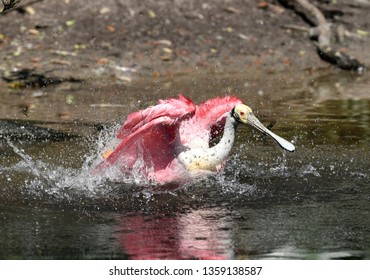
[1,0,370,80]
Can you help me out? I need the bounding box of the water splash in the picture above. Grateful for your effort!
[1,124,304,204]
[299,164,321,177]
[1,122,164,203]
[4,139,106,199]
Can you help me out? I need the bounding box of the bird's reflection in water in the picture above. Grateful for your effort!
[116,208,233,260]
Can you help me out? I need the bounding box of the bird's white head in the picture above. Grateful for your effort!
[232,104,295,152]
[232,104,253,124]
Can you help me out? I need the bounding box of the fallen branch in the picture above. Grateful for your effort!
[279,0,366,73]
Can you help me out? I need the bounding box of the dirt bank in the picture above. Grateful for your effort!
[1,0,369,80]
[1,0,370,129]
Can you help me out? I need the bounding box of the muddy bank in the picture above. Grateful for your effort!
[1,0,370,132]
[1,0,370,79]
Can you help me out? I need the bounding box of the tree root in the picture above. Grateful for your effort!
[279,0,366,73]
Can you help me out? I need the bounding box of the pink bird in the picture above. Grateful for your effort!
[97,95,295,187]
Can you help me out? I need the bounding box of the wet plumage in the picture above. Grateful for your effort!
[97,95,295,187]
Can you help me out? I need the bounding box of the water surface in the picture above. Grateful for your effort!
[0,69,369,259]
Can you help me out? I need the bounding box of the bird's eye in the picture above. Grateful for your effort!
[239,111,245,116]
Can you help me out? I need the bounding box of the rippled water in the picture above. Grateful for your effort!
[0,69,369,259]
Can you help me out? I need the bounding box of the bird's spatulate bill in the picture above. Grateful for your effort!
[247,114,295,152]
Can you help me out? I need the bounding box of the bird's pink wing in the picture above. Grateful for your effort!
[195,96,243,127]
[101,95,196,172]
[180,96,242,148]
[117,94,195,139]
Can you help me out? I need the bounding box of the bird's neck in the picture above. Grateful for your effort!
[208,112,238,161]
[178,113,238,172]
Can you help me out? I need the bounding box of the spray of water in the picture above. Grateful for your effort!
[1,123,304,205]
[1,122,163,203]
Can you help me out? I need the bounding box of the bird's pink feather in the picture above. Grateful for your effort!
[117,95,195,139]
[99,95,243,185]
[105,116,179,172]
[179,96,242,148]
[195,96,242,127]
[101,95,196,178]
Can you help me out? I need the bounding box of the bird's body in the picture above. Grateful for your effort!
[97,95,295,187]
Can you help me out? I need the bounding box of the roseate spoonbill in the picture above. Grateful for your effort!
[98,95,295,186]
